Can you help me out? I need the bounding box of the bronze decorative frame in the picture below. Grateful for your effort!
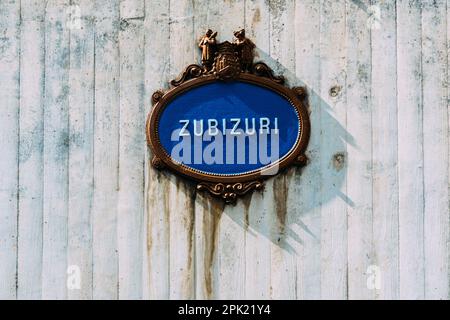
[146,29,310,203]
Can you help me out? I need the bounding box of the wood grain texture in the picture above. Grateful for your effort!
[397,0,425,299]
[67,0,95,300]
[318,0,348,299]
[17,0,46,300]
[422,0,449,300]
[206,0,247,301]
[144,0,171,300]
[41,0,70,299]
[269,0,297,300]
[293,0,321,300]
[346,0,373,300]
[118,0,145,299]
[244,0,272,301]
[0,0,20,300]
[168,0,196,299]
[1,0,449,300]
[92,0,120,299]
[371,0,400,300]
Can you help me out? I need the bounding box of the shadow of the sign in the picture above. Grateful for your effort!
[191,49,355,254]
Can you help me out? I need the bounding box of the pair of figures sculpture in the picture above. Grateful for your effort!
[198,28,255,73]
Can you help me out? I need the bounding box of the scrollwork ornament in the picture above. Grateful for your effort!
[197,181,264,204]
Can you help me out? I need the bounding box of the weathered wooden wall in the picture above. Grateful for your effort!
[0,0,449,299]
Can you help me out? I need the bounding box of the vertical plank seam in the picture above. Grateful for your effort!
[117,0,121,299]
[318,0,323,300]
[15,0,23,300]
[344,1,349,300]
[142,11,147,301]
[447,0,450,300]
[419,2,425,299]
[91,26,96,300]
[267,0,272,294]
[40,0,48,299]
[191,0,197,299]
[394,1,400,299]
[167,0,172,298]
[369,0,375,301]
[394,0,400,299]
[292,0,298,300]
[243,0,246,30]
[242,0,247,296]
[395,0,400,299]
[67,0,73,300]
[318,0,322,300]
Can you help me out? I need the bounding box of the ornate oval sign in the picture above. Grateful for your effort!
[146,29,310,203]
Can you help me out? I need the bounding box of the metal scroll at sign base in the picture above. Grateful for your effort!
[146,29,311,203]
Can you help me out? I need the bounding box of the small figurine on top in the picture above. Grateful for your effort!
[199,29,217,71]
[233,29,255,72]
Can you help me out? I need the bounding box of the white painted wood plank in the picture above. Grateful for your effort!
[194,196,222,299]
[448,0,450,301]
[421,0,449,300]
[17,1,46,300]
[168,180,195,299]
[268,0,296,300]
[243,0,272,300]
[168,0,196,299]
[244,192,271,299]
[67,0,95,300]
[345,0,374,300]
[217,203,246,299]
[143,0,170,300]
[41,0,70,300]
[371,0,400,300]
[319,0,348,299]
[447,0,450,300]
[118,14,145,299]
[0,0,20,300]
[92,0,120,299]
[397,0,425,299]
[270,173,296,299]
[293,0,321,300]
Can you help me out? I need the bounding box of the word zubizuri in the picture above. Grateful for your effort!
[170,117,280,167]
[177,117,279,136]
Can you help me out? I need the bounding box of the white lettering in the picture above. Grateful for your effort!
[230,118,241,135]
[179,119,190,136]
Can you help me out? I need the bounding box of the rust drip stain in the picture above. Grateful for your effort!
[181,180,196,297]
[203,198,224,299]
[252,8,261,26]
[273,171,291,243]
[241,194,252,230]
[241,194,253,230]
[146,162,171,283]
[146,167,154,258]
